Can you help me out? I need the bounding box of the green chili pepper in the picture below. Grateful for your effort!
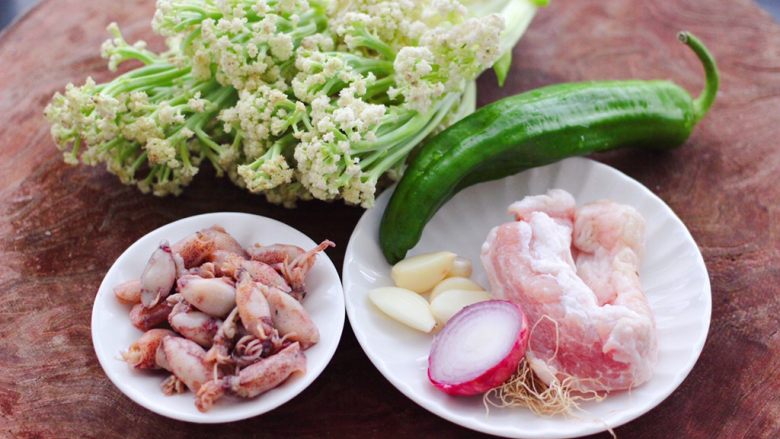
[380,32,718,264]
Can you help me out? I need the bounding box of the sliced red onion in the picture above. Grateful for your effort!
[428,300,529,396]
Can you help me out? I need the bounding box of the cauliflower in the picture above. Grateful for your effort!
[45,0,545,206]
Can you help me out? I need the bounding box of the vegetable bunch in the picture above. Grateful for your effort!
[44,0,545,207]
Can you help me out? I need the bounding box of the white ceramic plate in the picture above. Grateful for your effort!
[92,212,345,423]
[343,157,711,438]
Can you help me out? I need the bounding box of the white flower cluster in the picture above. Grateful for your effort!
[293,78,387,206]
[153,0,315,91]
[47,0,515,207]
[45,23,230,196]
[101,23,152,71]
[389,14,504,111]
[328,0,503,112]
[221,87,302,158]
[221,86,304,193]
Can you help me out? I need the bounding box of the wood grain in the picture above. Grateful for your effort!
[2,0,780,437]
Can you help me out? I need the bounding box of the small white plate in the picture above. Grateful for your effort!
[343,157,711,438]
[91,212,345,423]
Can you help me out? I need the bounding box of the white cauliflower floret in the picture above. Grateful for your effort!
[390,47,445,111]
[263,181,314,208]
[188,92,208,112]
[220,86,304,160]
[237,152,294,193]
[157,102,186,126]
[146,138,179,168]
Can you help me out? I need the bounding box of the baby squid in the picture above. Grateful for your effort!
[201,225,248,259]
[235,270,274,340]
[177,275,236,318]
[173,226,248,268]
[214,252,291,293]
[140,242,177,308]
[189,262,217,279]
[205,307,240,366]
[244,260,292,293]
[130,300,174,331]
[114,279,142,304]
[233,335,272,367]
[168,297,222,348]
[173,231,216,269]
[210,250,242,275]
[161,375,187,395]
[121,329,177,369]
[248,244,305,266]
[153,337,187,395]
[281,240,335,299]
[161,336,213,393]
[261,284,319,349]
[195,342,306,412]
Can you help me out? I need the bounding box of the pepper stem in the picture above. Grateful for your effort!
[678,31,719,123]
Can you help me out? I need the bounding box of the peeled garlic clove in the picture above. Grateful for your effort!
[429,277,485,302]
[368,287,436,333]
[391,251,456,293]
[430,289,492,324]
[449,256,473,278]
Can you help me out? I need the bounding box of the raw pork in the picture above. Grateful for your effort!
[481,189,657,392]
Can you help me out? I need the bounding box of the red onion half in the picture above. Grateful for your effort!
[428,300,529,396]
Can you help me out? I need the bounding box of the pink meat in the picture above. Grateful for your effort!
[481,189,657,392]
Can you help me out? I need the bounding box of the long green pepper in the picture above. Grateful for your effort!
[380,32,719,264]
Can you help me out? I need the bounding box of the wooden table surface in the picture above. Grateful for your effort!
[2,0,780,437]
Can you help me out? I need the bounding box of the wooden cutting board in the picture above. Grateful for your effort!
[2,0,779,437]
